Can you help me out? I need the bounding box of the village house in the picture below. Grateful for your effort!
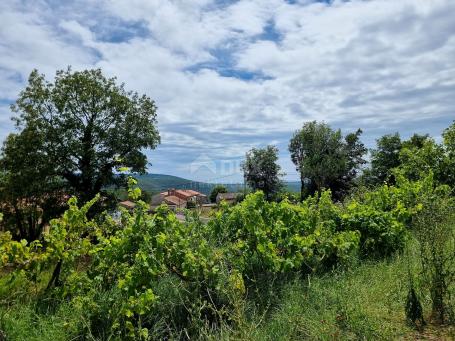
[118,200,136,210]
[216,192,241,205]
[118,189,208,213]
[151,189,208,210]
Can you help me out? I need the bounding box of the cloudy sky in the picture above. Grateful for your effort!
[1,0,454,183]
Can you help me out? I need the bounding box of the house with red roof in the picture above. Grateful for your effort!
[151,189,207,210]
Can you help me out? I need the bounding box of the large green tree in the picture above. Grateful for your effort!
[396,129,454,188]
[365,133,438,186]
[10,68,160,202]
[366,133,402,185]
[241,146,284,201]
[0,123,65,240]
[289,121,366,200]
[335,128,368,197]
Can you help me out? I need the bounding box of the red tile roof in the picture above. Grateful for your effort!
[119,200,136,209]
[183,190,203,196]
[164,196,186,206]
[152,189,207,207]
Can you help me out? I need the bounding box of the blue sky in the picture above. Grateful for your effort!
[0,0,454,183]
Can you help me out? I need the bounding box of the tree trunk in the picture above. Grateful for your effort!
[300,176,305,202]
[13,204,26,240]
[80,120,95,202]
[46,259,62,291]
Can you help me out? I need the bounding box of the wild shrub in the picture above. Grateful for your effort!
[412,193,455,324]
[0,179,245,339]
[341,173,448,258]
[209,190,360,276]
[341,200,407,258]
[88,202,242,339]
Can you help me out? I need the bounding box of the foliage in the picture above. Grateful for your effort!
[340,171,450,258]
[0,179,243,339]
[209,190,360,275]
[9,68,160,202]
[412,193,455,324]
[275,190,300,204]
[443,120,455,157]
[405,285,425,327]
[0,174,446,339]
[402,133,432,150]
[233,256,419,341]
[0,195,101,290]
[365,128,455,189]
[365,132,402,186]
[210,185,228,203]
[6,252,454,341]
[398,138,450,185]
[139,189,152,203]
[336,128,368,197]
[88,207,232,338]
[443,121,455,187]
[241,145,284,201]
[341,200,407,258]
[0,123,66,240]
[289,121,366,201]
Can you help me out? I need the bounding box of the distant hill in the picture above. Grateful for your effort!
[134,174,244,195]
[285,181,300,193]
[134,174,300,196]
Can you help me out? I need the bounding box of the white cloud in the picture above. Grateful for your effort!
[0,0,454,181]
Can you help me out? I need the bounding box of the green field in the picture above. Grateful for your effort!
[1,254,453,340]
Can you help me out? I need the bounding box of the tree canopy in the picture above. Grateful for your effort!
[396,130,454,187]
[289,121,366,200]
[0,67,160,239]
[366,133,402,186]
[210,185,228,203]
[241,146,284,201]
[10,68,160,202]
[0,123,65,240]
[365,132,453,187]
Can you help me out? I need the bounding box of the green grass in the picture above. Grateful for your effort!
[210,254,454,341]
[248,259,410,340]
[0,303,77,341]
[1,254,454,340]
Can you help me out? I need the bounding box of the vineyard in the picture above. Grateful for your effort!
[1,172,454,340]
[2,1,455,339]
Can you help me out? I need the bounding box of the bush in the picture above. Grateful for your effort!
[85,202,242,339]
[412,194,455,324]
[340,173,449,258]
[209,190,360,275]
[341,200,407,258]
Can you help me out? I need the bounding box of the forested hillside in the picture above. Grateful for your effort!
[133,173,300,196]
[134,174,244,195]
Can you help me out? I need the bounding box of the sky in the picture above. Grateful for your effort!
[0,0,454,183]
